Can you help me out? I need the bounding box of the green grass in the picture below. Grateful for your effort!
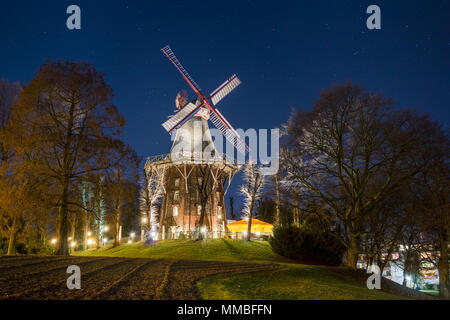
[76,239,410,300]
[197,264,406,300]
[75,239,287,263]
[419,290,439,296]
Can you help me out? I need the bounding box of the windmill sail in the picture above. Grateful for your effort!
[161,45,202,95]
[162,102,201,133]
[210,75,241,106]
[209,108,248,154]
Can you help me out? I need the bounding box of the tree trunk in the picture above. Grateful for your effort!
[114,209,120,247]
[96,221,101,249]
[246,215,252,241]
[229,197,235,220]
[198,203,207,240]
[83,211,88,250]
[346,235,360,270]
[246,199,255,241]
[7,213,19,255]
[70,220,75,254]
[56,178,70,255]
[438,232,449,299]
[274,175,281,226]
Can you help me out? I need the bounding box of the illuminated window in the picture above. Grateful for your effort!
[173,206,178,217]
[174,191,179,201]
[174,178,180,187]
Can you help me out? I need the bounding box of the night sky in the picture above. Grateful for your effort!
[1,1,449,213]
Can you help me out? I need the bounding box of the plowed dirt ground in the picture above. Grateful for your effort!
[0,256,277,300]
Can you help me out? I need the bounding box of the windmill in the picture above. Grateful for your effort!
[161,45,248,154]
[144,46,244,240]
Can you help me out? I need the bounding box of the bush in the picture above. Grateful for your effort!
[269,225,345,266]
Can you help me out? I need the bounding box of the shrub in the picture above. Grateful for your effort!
[269,225,345,266]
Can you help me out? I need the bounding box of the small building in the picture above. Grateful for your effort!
[226,218,274,239]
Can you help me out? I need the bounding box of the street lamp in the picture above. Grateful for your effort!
[51,238,57,244]
[141,217,148,223]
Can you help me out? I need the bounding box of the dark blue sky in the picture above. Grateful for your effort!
[1,1,449,212]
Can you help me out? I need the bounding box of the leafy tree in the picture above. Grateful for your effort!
[11,60,130,255]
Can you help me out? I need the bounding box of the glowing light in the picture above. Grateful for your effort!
[128,240,132,244]
[104,226,108,232]
[87,232,92,236]
[103,238,108,243]
[51,238,57,244]
[142,217,148,223]
[71,241,76,247]
[256,232,261,236]
[130,232,135,238]
[217,214,222,219]
[243,231,247,236]
[201,227,207,233]
[87,239,94,245]
[68,237,72,241]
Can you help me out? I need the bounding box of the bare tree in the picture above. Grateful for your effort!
[104,147,139,247]
[196,164,215,240]
[282,83,433,269]
[406,127,449,298]
[140,166,164,239]
[240,161,265,241]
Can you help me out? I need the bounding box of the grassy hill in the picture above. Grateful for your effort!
[76,239,424,300]
[197,265,405,300]
[76,239,287,263]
